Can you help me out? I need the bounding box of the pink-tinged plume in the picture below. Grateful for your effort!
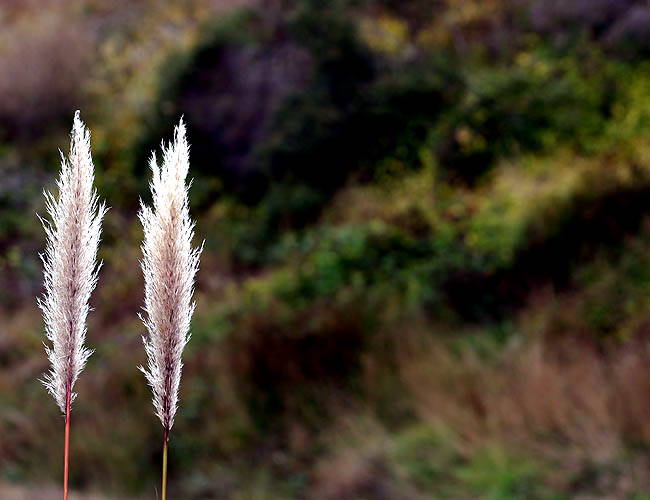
[139,118,202,433]
[38,110,107,413]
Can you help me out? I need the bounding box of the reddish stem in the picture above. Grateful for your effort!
[63,383,71,500]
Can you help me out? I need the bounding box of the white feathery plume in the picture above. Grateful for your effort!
[38,110,107,414]
[139,118,202,434]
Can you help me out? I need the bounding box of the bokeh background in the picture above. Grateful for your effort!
[3,0,650,498]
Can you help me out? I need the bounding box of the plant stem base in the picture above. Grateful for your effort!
[63,384,70,500]
[162,429,168,500]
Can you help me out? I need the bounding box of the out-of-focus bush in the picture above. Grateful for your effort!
[197,221,436,421]
[0,152,47,306]
[0,7,92,141]
[141,0,458,211]
[433,46,614,183]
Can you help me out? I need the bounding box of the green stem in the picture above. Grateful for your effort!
[162,429,168,500]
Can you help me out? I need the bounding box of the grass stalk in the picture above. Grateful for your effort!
[162,429,168,500]
[63,383,71,500]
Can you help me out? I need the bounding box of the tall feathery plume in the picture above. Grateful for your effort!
[38,111,107,500]
[139,118,202,500]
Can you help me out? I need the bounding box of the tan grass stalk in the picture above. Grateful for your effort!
[38,111,107,500]
[138,118,202,499]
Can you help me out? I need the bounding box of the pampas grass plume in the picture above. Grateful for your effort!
[38,110,106,413]
[139,118,202,435]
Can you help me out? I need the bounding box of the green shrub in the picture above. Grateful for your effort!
[455,447,561,500]
[433,46,612,182]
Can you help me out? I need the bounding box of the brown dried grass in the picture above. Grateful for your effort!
[398,326,650,462]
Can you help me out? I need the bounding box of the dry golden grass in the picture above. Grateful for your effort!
[388,317,650,498]
[307,415,419,500]
[398,324,650,468]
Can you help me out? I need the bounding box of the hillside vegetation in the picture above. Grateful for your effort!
[3,0,650,498]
